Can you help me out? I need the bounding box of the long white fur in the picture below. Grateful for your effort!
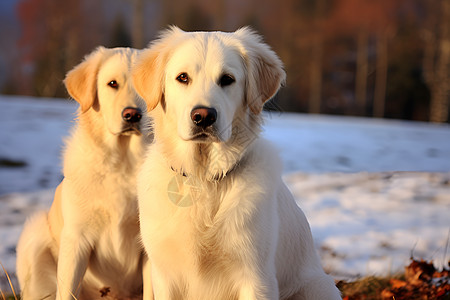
[133,27,342,299]
[16,47,152,300]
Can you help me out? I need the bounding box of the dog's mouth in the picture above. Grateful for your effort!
[188,129,220,143]
[120,125,142,136]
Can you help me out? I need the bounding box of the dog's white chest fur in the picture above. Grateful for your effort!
[138,140,282,299]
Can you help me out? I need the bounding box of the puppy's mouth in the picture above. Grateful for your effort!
[119,125,142,136]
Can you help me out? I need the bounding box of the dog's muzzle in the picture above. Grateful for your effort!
[189,106,219,142]
[121,107,142,135]
[122,107,142,123]
[191,106,217,128]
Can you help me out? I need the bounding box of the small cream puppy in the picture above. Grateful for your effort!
[16,47,152,300]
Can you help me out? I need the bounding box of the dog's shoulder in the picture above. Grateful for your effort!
[245,137,283,177]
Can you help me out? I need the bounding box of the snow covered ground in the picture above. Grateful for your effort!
[0,95,449,289]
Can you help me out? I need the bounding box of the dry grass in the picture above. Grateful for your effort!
[0,261,18,300]
[337,258,450,300]
[337,275,398,300]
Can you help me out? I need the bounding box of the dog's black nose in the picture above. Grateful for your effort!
[122,107,142,123]
[191,107,217,128]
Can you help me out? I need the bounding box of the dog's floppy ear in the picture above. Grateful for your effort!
[236,28,286,114]
[132,47,165,112]
[64,47,106,113]
[132,27,185,112]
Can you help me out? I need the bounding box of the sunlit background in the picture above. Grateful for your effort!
[1,0,449,123]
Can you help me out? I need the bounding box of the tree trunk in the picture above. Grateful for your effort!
[214,0,226,29]
[373,30,388,118]
[309,0,325,114]
[355,27,369,115]
[131,0,145,49]
[430,0,450,123]
[309,33,323,114]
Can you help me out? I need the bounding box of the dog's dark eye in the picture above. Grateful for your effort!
[219,74,235,87]
[176,73,190,84]
[108,80,119,89]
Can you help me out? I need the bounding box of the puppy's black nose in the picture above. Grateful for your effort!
[190,107,217,128]
[122,107,142,123]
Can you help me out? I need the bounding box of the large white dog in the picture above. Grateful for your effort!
[133,27,341,300]
[16,47,152,300]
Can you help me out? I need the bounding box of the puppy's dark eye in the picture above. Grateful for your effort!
[176,73,190,84]
[108,80,119,89]
[219,74,235,87]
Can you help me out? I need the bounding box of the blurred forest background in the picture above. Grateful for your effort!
[0,0,449,123]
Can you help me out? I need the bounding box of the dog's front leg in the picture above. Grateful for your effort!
[150,264,173,300]
[232,182,280,300]
[237,271,279,300]
[55,231,92,300]
[142,254,154,300]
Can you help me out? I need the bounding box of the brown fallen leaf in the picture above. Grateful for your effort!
[390,278,407,289]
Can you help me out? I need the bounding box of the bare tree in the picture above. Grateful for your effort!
[131,0,145,48]
[373,29,389,118]
[355,26,369,115]
[213,0,226,29]
[424,0,450,123]
[309,34,323,114]
[308,0,326,114]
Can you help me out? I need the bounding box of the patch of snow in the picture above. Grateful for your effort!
[285,172,450,279]
[0,96,77,195]
[262,112,450,174]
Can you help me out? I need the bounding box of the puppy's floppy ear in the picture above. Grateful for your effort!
[132,26,185,112]
[236,28,286,114]
[64,46,106,113]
